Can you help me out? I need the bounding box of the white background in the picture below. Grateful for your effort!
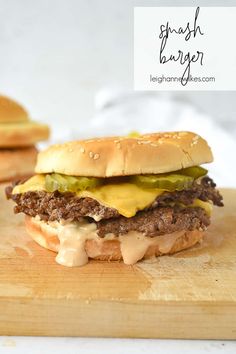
[0,0,236,352]
[0,0,235,129]
[0,337,235,354]
[134,7,236,90]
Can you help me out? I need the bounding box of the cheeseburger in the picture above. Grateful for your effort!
[6,132,223,267]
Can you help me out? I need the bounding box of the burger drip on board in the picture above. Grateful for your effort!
[6,132,223,267]
[0,95,50,182]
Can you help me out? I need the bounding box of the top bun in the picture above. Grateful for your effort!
[0,94,50,148]
[35,132,213,177]
[0,95,29,123]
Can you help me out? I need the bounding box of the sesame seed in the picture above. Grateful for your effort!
[94,153,100,160]
[190,135,199,147]
[80,147,85,153]
[190,141,198,147]
[89,151,94,158]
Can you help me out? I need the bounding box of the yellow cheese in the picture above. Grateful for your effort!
[12,175,212,218]
[79,184,164,218]
[191,199,213,216]
[12,175,164,218]
[13,175,46,194]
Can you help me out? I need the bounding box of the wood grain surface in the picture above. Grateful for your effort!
[0,185,235,339]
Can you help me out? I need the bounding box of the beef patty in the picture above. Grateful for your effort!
[6,176,223,223]
[96,205,210,237]
[5,176,222,238]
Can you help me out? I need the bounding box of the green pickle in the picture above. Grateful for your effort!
[178,166,207,179]
[44,165,208,193]
[131,174,194,191]
[130,166,207,191]
[45,173,102,193]
[127,131,140,138]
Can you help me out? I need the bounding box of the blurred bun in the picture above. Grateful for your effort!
[36,131,213,177]
[0,121,50,147]
[0,95,29,123]
[0,146,37,182]
[0,95,49,180]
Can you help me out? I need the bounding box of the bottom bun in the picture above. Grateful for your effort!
[25,216,204,266]
[0,146,37,182]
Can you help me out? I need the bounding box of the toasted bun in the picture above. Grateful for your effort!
[0,95,29,123]
[25,216,203,263]
[35,131,213,177]
[0,146,37,182]
[0,122,50,147]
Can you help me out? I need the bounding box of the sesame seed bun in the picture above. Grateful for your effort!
[0,95,29,123]
[0,146,37,182]
[25,215,203,263]
[35,131,213,177]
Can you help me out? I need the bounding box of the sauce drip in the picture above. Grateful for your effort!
[37,219,186,267]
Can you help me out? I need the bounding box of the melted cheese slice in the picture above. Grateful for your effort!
[191,198,212,216]
[79,184,164,217]
[12,175,164,218]
[13,175,46,193]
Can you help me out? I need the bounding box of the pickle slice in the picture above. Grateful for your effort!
[45,174,67,193]
[45,173,102,193]
[73,176,102,190]
[127,131,140,138]
[178,166,208,179]
[131,174,194,191]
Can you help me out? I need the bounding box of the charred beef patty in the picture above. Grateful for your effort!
[151,177,223,208]
[97,206,210,237]
[6,189,211,238]
[9,190,119,221]
[6,177,223,223]
[5,176,223,237]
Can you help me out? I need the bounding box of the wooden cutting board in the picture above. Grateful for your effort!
[0,185,235,339]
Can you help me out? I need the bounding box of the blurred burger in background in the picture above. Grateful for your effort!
[0,95,50,182]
